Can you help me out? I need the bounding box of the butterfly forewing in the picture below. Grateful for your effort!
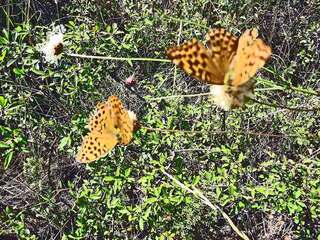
[167,38,222,85]
[206,28,238,77]
[107,96,125,132]
[231,28,272,86]
[107,96,134,145]
[88,102,117,135]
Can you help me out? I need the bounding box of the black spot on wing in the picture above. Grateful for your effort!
[178,61,184,68]
[200,53,207,59]
[194,59,200,65]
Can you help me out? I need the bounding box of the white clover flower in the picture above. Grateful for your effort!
[38,25,65,64]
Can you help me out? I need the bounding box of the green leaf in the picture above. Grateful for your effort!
[0,49,7,61]
[4,150,14,169]
[143,206,152,220]
[0,96,8,107]
[58,136,71,150]
[0,142,10,148]
[13,67,25,76]
[144,197,157,205]
[139,217,144,230]
[31,68,46,76]
[127,59,133,67]
[192,176,200,185]
[0,36,9,45]
[15,26,22,32]
[103,176,115,182]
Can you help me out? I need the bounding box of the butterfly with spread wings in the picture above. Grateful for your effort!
[167,28,272,110]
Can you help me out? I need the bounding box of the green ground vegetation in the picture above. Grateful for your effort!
[0,0,319,239]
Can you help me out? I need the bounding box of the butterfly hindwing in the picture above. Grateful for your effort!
[76,130,118,163]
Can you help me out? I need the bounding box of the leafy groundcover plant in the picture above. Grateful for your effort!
[1,1,319,239]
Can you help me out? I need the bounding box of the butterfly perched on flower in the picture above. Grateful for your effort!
[167,28,272,110]
[76,96,137,163]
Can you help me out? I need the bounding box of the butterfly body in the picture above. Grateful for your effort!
[167,28,272,110]
[76,96,137,163]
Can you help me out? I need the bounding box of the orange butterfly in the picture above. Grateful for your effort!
[76,96,137,163]
[167,28,272,110]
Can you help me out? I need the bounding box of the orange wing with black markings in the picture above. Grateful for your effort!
[76,96,136,163]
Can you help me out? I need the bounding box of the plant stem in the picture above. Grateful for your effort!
[147,92,212,101]
[142,126,303,138]
[67,53,171,62]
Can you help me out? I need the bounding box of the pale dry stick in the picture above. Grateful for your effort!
[310,148,320,160]
[54,0,61,27]
[67,53,171,62]
[162,170,250,240]
[147,91,320,112]
[147,92,212,101]
[142,126,293,138]
[26,0,31,23]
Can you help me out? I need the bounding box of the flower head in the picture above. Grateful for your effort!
[38,25,65,64]
[128,110,141,132]
[210,85,234,111]
[127,110,137,121]
[210,83,253,111]
[125,74,136,87]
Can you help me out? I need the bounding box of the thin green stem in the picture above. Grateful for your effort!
[260,68,319,96]
[249,97,320,112]
[67,53,171,62]
[287,85,320,96]
[162,16,210,30]
[147,92,212,101]
[68,52,318,97]
[172,20,183,93]
[147,91,319,112]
